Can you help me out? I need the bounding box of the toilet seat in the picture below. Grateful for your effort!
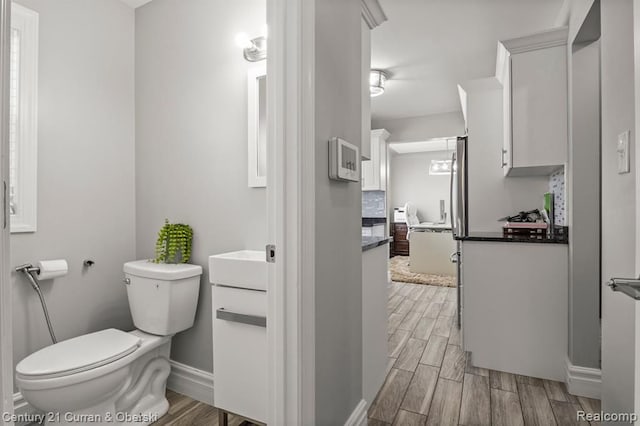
[16,329,141,380]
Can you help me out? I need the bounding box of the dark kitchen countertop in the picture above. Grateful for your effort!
[362,217,387,226]
[362,236,391,252]
[455,229,568,245]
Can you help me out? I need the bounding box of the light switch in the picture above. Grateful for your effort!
[618,130,630,174]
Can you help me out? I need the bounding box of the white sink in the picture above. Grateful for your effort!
[209,250,267,291]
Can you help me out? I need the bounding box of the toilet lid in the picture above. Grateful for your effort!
[16,329,141,379]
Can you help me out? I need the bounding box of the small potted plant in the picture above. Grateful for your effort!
[154,219,193,264]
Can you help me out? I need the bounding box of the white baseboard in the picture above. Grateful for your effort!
[344,399,368,426]
[166,360,214,405]
[13,392,39,426]
[565,357,601,399]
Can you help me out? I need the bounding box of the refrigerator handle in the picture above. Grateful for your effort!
[450,152,457,236]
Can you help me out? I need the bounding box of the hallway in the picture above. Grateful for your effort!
[367,282,602,425]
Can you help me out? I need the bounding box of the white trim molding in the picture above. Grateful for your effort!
[565,357,601,399]
[344,399,367,426]
[360,0,387,30]
[496,26,568,83]
[12,392,40,426]
[500,26,569,55]
[266,0,316,423]
[0,0,14,421]
[166,360,214,406]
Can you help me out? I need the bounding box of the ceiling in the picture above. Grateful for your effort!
[371,0,563,121]
[119,0,153,8]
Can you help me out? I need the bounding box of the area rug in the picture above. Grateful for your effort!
[389,256,456,287]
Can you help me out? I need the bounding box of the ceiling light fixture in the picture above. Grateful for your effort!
[236,33,267,62]
[370,69,389,97]
[429,160,453,175]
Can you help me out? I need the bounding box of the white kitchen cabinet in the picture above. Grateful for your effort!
[362,242,389,407]
[362,128,390,191]
[461,241,568,381]
[497,27,568,177]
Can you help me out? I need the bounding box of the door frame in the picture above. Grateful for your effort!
[0,0,13,422]
[266,0,316,424]
[634,0,640,418]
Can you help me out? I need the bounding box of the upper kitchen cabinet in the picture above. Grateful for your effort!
[360,0,386,160]
[496,27,569,177]
[362,129,390,191]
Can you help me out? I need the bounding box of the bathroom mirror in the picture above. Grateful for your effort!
[247,62,267,188]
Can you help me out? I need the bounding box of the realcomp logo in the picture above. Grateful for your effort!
[577,411,638,423]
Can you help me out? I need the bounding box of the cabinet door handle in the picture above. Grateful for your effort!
[501,149,508,168]
[216,308,266,328]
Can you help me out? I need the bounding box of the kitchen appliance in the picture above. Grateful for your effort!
[449,136,468,329]
[393,207,406,223]
[450,136,469,239]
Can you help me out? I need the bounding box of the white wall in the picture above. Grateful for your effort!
[568,36,600,370]
[373,112,465,143]
[135,0,266,373]
[465,81,549,233]
[314,0,363,423]
[390,151,451,223]
[11,0,136,384]
[599,0,637,415]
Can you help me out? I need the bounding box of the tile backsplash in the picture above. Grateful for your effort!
[362,190,386,218]
[549,168,566,226]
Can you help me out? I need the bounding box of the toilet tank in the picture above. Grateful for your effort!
[123,260,203,336]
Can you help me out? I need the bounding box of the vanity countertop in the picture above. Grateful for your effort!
[362,236,391,252]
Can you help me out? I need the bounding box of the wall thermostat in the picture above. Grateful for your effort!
[329,137,360,182]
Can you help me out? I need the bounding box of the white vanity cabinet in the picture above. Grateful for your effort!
[212,285,267,423]
[362,129,390,191]
[209,250,268,424]
[497,27,568,177]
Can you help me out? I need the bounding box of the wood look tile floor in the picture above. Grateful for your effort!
[368,281,602,426]
[152,390,257,426]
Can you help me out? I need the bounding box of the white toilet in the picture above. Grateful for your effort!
[15,260,203,426]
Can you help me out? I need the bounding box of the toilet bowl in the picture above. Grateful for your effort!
[15,260,203,425]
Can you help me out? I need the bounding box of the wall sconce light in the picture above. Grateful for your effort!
[370,69,389,97]
[236,33,267,62]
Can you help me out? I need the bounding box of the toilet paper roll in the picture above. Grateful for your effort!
[37,259,68,280]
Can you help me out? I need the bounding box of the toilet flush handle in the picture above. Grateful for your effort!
[123,278,131,285]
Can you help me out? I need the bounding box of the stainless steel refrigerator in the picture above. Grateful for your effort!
[449,136,468,328]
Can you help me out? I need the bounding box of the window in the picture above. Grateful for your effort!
[10,4,38,233]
